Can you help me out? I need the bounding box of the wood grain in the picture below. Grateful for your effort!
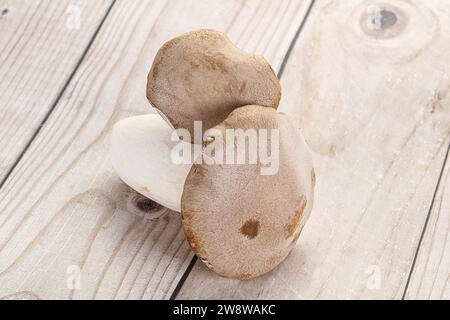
[405,141,450,299]
[178,0,450,299]
[0,0,113,182]
[0,0,313,299]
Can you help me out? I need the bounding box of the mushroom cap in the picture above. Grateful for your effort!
[110,114,193,212]
[147,29,281,142]
[181,105,315,279]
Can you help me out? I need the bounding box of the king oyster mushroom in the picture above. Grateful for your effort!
[181,105,314,279]
[110,29,315,280]
[110,105,315,279]
[147,29,281,142]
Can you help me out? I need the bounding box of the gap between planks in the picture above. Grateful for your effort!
[0,0,117,191]
[402,139,450,299]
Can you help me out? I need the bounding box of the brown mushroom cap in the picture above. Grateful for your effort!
[181,105,314,279]
[147,29,281,142]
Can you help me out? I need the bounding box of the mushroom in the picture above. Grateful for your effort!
[110,114,194,212]
[110,29,315,280]
[147,29,281,142]
[110,106,314,279]
[181,105,314,279]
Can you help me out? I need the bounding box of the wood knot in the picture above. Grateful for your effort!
[360,4,408,39]
[133,193,159,212]
[1,8,8,16]
[372,9,397,30]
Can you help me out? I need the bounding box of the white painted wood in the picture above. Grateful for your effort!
[0,0,113,182]
[405,141,450,300]
[0,0,313,299]
[178,0,450,299]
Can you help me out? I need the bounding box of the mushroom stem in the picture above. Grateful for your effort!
[110,114,195,212]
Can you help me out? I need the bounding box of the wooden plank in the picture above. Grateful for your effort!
[0,0,114,182]
[0,0,314,299]
[405,141,450,300]
[178,0,450,299]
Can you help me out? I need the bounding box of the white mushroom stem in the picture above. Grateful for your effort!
[110,114,194,212]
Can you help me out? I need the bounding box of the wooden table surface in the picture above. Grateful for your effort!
[0,0,449,300]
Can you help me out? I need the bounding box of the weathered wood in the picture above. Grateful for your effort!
[0,0,313,299]
[405,141,450,299]
[178,0,450,299]
[0,0,113,182]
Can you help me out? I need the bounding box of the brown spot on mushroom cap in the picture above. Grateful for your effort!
[184,225,199,250]
[183,221,207,261]
[286,197,307,238]
[147,29,281,142]
[240,219,260,239]
[181,105,314,280]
